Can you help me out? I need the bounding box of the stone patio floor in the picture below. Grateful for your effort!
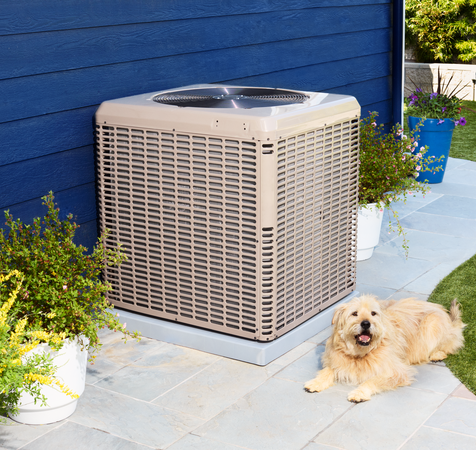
[2,157,476,450]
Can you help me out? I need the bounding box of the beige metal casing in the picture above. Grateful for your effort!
[95,84,360,341]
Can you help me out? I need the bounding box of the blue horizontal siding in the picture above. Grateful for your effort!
[3,184,97,225]
[0,106,96,166]
[1,28,391,123]
[226,53,391,95]
[0,146,95,207]
[1,0,391,35]
[1,5,391,80]
[0,0,396,250]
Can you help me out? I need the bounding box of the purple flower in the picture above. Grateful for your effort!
[408,94,418,106]
[416,88,423,93]
[456,117,467,126]
[442,107,446,112]
[438,119,445,125]
[430,92,438,99]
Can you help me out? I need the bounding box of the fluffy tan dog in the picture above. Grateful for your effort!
[304,294,465,403]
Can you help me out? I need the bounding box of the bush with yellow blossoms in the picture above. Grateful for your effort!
[0,270,78,419]
[0,192,140,364]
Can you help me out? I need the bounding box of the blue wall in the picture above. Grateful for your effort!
[0,0,395,249]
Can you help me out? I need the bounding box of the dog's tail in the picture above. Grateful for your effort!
[450,299,466,328]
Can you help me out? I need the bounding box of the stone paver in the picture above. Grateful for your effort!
[194,377,353,450]
[355,252,435,290]
[20,422,151,450]
[94,343,219,401]
[314,388,447,450]
[425,397,476,438]
[72,385,204,448]
[400,426,476,450]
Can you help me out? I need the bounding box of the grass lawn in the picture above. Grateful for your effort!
[450,100,476,162]
[429,255,476,395]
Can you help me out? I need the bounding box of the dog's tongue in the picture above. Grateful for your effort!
[359,334,370,343]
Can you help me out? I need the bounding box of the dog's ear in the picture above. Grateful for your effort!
[332,303,348,325]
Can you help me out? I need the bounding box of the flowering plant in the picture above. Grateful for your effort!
[1,270,78,419]
[359,112,443,256]
[0,192,140,364]
[405,89,466,126]
[405,69,467,125]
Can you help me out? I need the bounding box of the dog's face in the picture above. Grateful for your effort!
[331,295,387,356]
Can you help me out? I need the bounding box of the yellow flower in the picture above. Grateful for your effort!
[24,373,79,399]
[18,341,40,356]
[0,270,23,325]
[29,330,50,341]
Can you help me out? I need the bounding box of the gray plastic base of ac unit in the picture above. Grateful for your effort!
[116,291,359,366]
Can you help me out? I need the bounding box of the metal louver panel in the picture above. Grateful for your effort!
[272,121,359,336]
[95,85,359,342]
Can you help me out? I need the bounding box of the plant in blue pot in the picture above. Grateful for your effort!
[405,74,467,183]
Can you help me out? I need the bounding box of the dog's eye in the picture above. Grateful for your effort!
[352,311,358,316]
[371,311,377,316]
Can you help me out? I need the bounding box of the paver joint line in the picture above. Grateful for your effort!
[424,424,476,439]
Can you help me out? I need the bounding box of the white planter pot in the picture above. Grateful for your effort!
[10,337,88,425]
[357,203,384,261]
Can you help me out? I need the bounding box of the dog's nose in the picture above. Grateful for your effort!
[361,320,371,330]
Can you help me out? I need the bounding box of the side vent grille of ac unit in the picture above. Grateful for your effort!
[97,126,268,339]
[273,119,359,336]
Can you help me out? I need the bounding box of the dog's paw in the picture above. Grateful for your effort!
[305,368,335,393]
[348,390,371,403]
[304,379,325,393]
[430,351,447,362]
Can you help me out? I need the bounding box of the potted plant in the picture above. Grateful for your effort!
[357,112,442,260]
[1,270,80,422]
[0,192,139,424]
[405,69,467,183]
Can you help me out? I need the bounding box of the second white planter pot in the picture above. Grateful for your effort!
[10,337,88,425]
[357,203,384,261]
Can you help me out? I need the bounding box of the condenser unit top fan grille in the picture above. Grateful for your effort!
[152,87,310,108]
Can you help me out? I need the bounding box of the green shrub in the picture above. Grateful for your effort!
[406,0,476,63]
[0,192,140,361]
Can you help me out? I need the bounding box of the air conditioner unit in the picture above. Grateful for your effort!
[95,84,360,343]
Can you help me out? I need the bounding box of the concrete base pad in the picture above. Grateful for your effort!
[116,291,358,366]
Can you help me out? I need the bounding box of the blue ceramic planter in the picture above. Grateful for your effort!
[408,116,455,184]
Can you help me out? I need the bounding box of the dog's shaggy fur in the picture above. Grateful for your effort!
[304,295,465,403]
